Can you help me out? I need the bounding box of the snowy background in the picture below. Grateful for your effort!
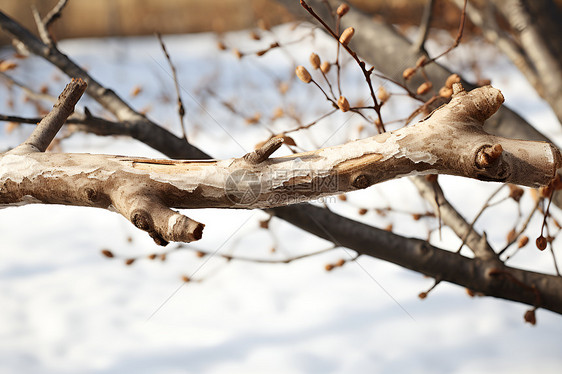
[1,23,562,373]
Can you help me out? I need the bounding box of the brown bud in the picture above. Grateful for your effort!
[524,309,536,325]
[0,60,17,72]
[325,263,335,271]
[250,31,261,40]
[278,82,289,95]
[385,224,393,232]
[339,27,355,46]
[272,107,284,119]
[147,253,157,260]
[338,194,347,201]
[296,65,312,83]
[439,86,453,98]
[418,292,428,299]
[338,96,350,112]
[320,61,331,74]
[233,49,243,59]
[377,86,390,103]
[335,259,346,267]
[358,208,368,215]
[282,135,297,146]
[259,219,270,229]
[309,53,321,69]
[415,56,427,68]
[195,251,206,258]
[245,112,261,125]
[539,184,553,198]
[257,19,270,31]
[518,236,529,248]
[416,81,433,95]
[217,41,227,50]
[125,258,135,266]
[412,213,422,221]
[445,73,461,88]
[160,253,167,261]
[506,229,517,243]
[181,275,191,283]
[402,67,416,80]
[466,288,475,297]
[130,85,142,97]
[101,249,114,258]
[536,236,547,250]
[508,184,524,202]
[337,3,350,17]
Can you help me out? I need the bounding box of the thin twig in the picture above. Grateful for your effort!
[424,0,467,65]
[455,183,506,254]
[499,197,541,257]
[16,78,87,153]
[300,0,385,132]
[31,0,68,45]
[412,0,436,53]
[545,224,561,276]
[156,33,188,142]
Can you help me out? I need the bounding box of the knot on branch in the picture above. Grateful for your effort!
[476,144,503,168]
[351,174,370,189]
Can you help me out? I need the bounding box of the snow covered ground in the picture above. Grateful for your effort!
[1,23,561,374]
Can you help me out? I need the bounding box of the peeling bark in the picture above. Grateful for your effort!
[1,84,559,245]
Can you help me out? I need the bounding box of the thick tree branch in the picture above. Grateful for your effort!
[1,84,559,245]
[271,203,562,315]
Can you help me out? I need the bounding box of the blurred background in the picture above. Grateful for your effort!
[0,0,508,42]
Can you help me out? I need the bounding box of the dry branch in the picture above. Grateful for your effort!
[272,203,562,315]
[410,175,497,260]
[16,78,86,153]
[1,84,559,246]
[0,10,207,160]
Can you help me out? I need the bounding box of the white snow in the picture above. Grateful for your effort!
[0,23,561,374]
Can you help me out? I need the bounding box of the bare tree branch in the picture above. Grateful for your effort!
[410,175,497,260]
[1,84,558,245]
[14,78,86,153]
[0,10,208,160]
[156,32,188,141]
[412,0,436,54]
[491,0,562,125]
[272,203,562,314]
